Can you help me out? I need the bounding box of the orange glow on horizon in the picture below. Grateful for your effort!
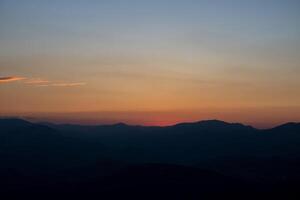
[2,106,299,129]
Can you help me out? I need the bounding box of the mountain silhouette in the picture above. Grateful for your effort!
[0,118,300,199]
[269,122,300,133]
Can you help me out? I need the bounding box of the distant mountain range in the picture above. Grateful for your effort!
[1,118,300,199]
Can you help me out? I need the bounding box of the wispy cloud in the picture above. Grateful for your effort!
[37,82,86,87]
[35,84,51,87]
[0,75,86,87]
[0,76,26,83]
[25,78,50,84]
[51,82,86,87]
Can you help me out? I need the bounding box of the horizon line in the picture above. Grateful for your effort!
[1,117,299,130]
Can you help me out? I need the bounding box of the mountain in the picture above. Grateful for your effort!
[1,118,300,199]
[0,118,32,128]
[40,119,300,164]
[3,118,300,163]
[269,122,300,133]
[172,119,255,131]
[0,118,107,178]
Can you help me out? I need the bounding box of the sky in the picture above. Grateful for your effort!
[0,0,300,128]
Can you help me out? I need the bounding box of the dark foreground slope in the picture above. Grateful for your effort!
[1,118,300,199]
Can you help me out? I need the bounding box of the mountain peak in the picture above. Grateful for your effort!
[0,118,32,127]
[176,119,248,127]
[196,119,230,125]
[112,122,128,127]
[171,119,255,133]
[271,122,300,133]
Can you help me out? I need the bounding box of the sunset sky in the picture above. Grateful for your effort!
[1,0,300,128]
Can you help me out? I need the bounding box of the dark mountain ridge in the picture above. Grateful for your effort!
[1,118,300,199]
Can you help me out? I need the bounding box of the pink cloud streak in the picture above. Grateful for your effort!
[0,76,26,83]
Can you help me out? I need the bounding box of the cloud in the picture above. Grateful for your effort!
[24,77,86,87]
[51,82,86,87]
[0,76,86,87]
[36,82,86,87]
[0,76,26,83]
[36,84,51,87]
[25,78,50,84]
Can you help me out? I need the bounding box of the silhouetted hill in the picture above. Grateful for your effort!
[269,122,300,133]
[0,118,106,179]
[0,118,32,127]
[173,119,255,131]
[1,118,300,199]
[0,118,38,131]
[7,118,300,163]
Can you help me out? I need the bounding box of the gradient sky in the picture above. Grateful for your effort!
[1,0,300,127]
